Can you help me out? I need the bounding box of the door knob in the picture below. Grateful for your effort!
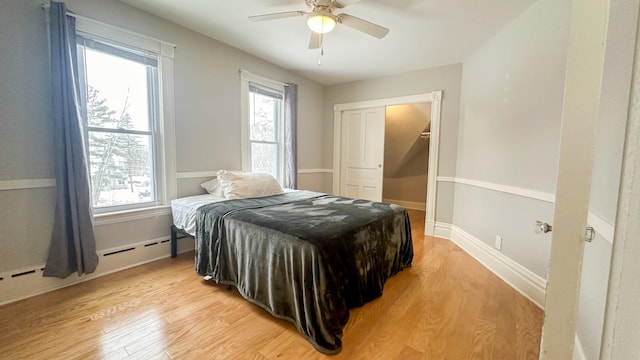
[584,227,595,242]
[535,221,552,234]
[534,221,596,242]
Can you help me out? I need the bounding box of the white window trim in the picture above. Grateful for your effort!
[239,69,286,182]
[75,17,177,215]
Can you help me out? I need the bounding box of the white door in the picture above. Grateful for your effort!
[339,107,385,201]
[540,0,610,358]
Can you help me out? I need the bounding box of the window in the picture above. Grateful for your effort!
[241,71,285,183]
[74,20,176,213]
[248,83,284,181]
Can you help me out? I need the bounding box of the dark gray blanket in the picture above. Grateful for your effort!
[195,190,413,354]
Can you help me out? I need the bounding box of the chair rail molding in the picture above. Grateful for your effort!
[176,168,332,179]
[438,176,615,244]
[0,179,56,191]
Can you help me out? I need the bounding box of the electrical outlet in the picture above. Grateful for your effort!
[494,235,503,250]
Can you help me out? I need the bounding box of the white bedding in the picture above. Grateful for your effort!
[171,188,297,236]
[171,194,227,236]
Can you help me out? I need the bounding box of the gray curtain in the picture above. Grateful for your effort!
[284,83,298,189]
[43,2,99,278]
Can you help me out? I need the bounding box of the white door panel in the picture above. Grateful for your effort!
[344,184,359,198]
[340,107,385,202]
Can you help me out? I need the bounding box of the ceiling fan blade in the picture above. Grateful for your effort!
[338,13,389,39]
[309,32,321,49]
[249,11,307,22]
[333,0,361,8]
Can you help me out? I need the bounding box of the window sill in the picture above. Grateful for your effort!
[93,205,171,226]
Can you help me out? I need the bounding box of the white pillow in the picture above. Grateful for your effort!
[216,170,284,199]
[200,178,224,197]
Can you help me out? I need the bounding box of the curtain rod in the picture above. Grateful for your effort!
[40,3,177,49]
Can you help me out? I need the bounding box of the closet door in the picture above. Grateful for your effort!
[339,107,385,201]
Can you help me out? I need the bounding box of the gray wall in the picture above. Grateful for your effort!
[325,64,463,223]
[0,1,55,272]
[0,0,326,273]
[453,0,570,277]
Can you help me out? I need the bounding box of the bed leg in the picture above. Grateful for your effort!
[170,225,177,258]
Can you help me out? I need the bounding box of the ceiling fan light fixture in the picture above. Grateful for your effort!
[307,11,336,33]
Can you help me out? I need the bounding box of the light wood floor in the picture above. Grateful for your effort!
[0,210,543,359]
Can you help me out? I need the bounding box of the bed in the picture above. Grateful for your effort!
[170,171,414,354]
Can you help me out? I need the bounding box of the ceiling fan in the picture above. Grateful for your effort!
[249,0,390,49]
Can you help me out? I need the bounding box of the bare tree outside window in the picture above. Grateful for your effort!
[87,86,152,207]
[249,91,281,180]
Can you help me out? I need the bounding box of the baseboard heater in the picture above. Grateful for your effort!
[0,235,186,306]
[11,270,37,278]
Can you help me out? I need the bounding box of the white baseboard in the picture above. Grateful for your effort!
[0,236,195,306]
[424,221,453,239]
[383,198,426,211]
[432,222,546,309]
[425,220,435,236]
[574,334,586,360]
[434,222,453,239]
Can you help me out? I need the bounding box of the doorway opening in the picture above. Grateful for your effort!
[383,103,431,211]
[332,91,442,235]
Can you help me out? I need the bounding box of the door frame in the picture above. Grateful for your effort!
[540,0,611,357]
[332,91,443,235]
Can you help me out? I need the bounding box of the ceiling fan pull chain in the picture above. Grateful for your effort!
[318,33,324,66]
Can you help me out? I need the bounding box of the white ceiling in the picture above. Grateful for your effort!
[120,0,537,85]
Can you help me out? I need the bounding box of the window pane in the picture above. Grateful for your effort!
[249,92,280,142]
[85,48,152,131]
[88,132,154,207]
[251,142,278,179]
